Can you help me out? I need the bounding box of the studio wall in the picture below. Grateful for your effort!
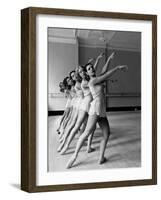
[48,39,141,111]
[48,41,78,110]
[79,46,141,108]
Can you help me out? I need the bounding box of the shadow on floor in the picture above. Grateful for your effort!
[10,183,20,190]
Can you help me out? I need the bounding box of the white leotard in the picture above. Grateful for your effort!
[88,79,106,117]
[79,80,93,112]
[65,90,72,109]
[74,82,84,110]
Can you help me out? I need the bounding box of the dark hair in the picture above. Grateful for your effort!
[79,65,86,72]
[75,71,82,83]
[60,88,65,93]
[63,77,69,86]
[69,70,76,85]
[79,65,90,81]
[69,70,75,79]
[84,62,93,70]
[63,76,71,90]
[59,82,63,87]
[59,82,65,93]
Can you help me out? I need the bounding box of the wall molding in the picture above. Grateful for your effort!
[48,106,141,116]
[106,93,141,98]
[49,36,77,44]
[79,43,140,52]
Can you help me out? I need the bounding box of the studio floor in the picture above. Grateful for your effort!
[48,111,141,172]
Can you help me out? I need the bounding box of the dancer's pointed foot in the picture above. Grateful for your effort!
[87,147,95,153]
[57,144,63,152]
[60,144,68,155]
[98,157,107,164]
[66,154,76,169]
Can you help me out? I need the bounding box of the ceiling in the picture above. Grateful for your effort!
[48,28,141,52]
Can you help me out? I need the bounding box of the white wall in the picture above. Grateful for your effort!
[0,0,160,200]
[48,40,78,110]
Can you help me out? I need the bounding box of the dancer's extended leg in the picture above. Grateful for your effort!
[57,110,78,152]
[97,117,110,164]
[87,127,96,153]
[59,108,74,141]
[66,115,98,169]
[60,111,87,154]
[57,108,70,133]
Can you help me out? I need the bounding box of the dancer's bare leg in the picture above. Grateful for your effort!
[66,114,98,169]
[87,127,96,153]
[59,109,75,142]
[57,108,70,133]
[78,117,87,135]
[57,113,66,133]
[60,111,87,154]
[78,118,95,152]
[97,117,110,164]
[57,110,78,152]
[59,108,74,141]
[62,108,73,130]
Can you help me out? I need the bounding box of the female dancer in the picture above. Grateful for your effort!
[58,73,76,140]
[57,69,84,151]
[60,52,115,154]
[59,66,94,154]
[57,77,73,134]
[66,61,128,168]
[58,52,105,151]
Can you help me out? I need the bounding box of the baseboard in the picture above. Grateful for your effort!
[106,106,141,112]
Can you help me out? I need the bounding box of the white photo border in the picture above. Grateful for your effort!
[36,14,152,186]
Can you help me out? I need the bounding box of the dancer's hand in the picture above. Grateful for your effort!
[109,52,115,60]
[97,52,104,59]
[117,65,128,71]
[88,58,95,63]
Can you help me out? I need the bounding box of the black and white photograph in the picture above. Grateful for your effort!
[21,7,157,192]
[48,28,141,172]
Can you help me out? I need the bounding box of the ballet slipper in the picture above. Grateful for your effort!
[98,157,107,164]
[87,147,95,153]
[66,154,76,169]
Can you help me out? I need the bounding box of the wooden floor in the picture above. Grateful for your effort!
[48,111,141,172]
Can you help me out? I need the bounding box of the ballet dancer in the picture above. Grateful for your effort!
[58,74,76,140]
[57,77,73,134]
[58,52,105,151]
[57,69,84,151]
[60,52,115,154]
[66,60,128,168]
[59,65,94,154]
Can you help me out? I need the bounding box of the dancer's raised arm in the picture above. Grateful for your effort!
[100,52,115,75]
[93,52,104,72]
[92,65,128,85]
